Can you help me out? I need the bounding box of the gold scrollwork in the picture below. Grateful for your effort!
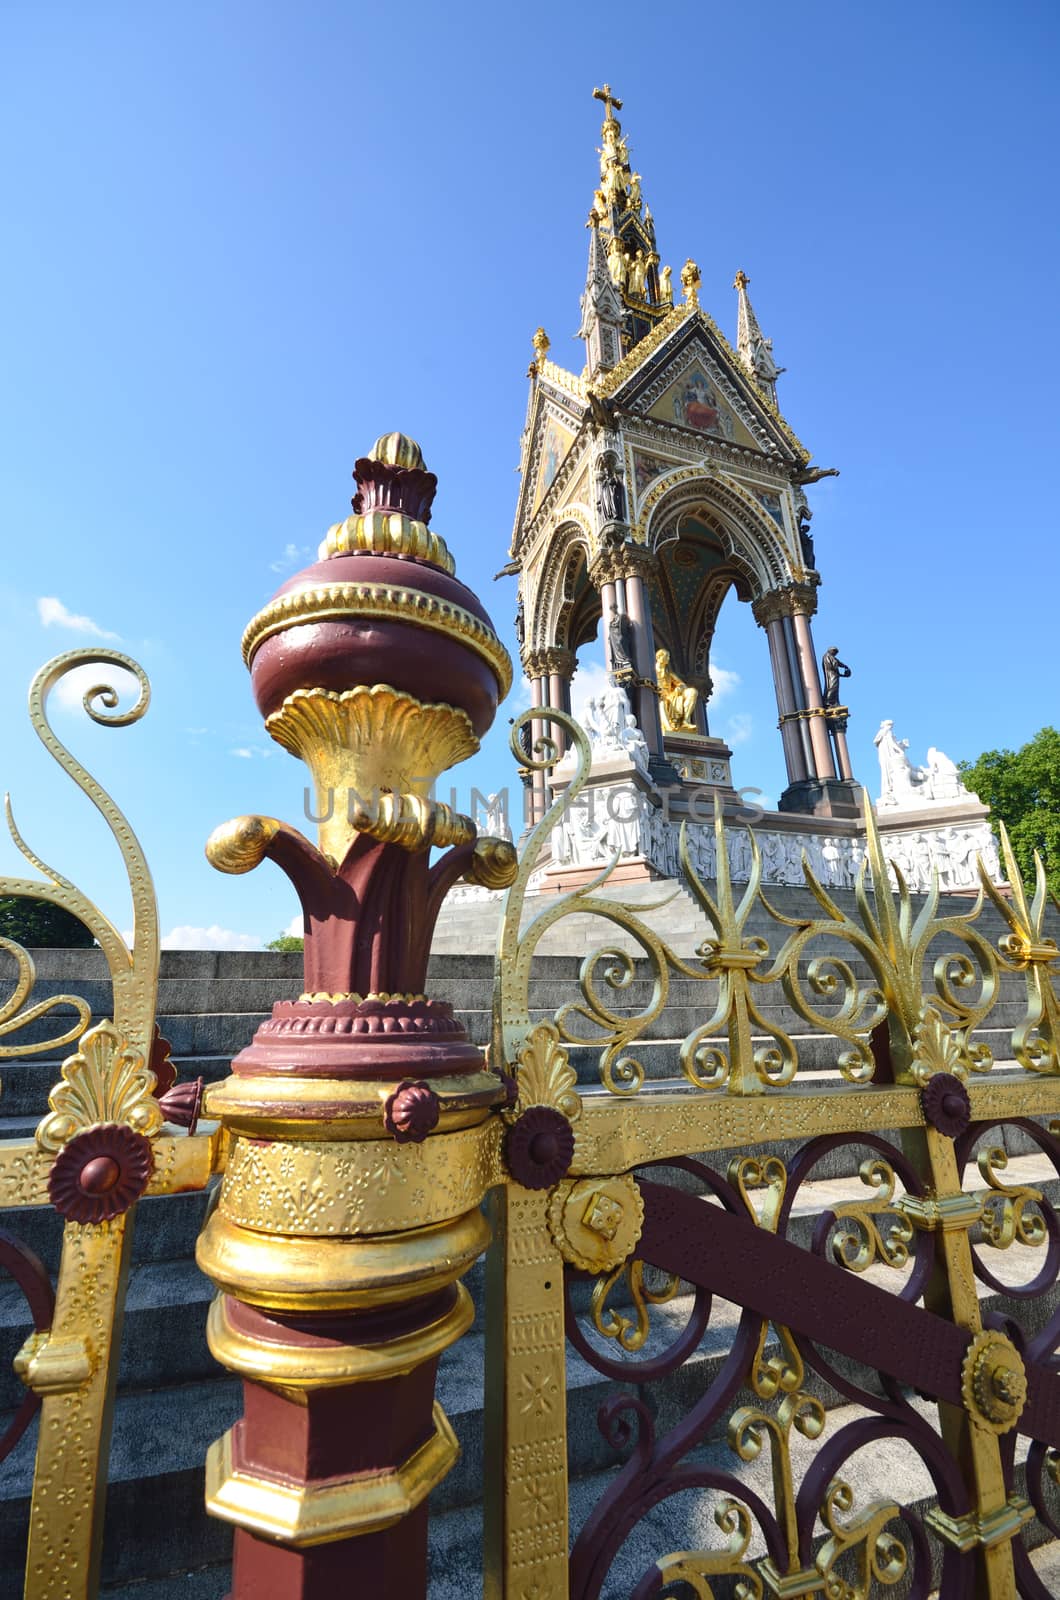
[814,1478,908,1596]
[650,1499,764,1598]
[824,1158,913,1274]
[0,938,89,1059]
[977,1145,1047,1251]
[589,1258,679,1352]
[0,650,160,1076]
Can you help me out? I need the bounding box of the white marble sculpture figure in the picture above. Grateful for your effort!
[583,683,649,771]
[479,791,513,843]
[874,720,923,807]
[926,747,966,802]
[875,720,974,810]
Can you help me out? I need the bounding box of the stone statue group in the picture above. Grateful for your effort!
[873,720,969,809]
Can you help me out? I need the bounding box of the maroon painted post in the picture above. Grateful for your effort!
[196,434,515,1596]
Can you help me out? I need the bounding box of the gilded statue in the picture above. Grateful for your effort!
[680,258,701,305]
[627,249,648,297]
[607,235,627,288]
[659,264,673,304]
[655,649,699,732]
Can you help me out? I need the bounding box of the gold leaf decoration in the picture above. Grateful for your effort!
[37,1019,162,1154]
[512,1022,581,1123]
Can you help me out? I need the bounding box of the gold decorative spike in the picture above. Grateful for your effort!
[767,793,997,1083]
[679,804,797,1094]
[979,818,1060,1071]
[1,652,160,1072]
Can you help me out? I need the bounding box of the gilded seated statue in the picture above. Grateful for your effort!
[655,649,699,733]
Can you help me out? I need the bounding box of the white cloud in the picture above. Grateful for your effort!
[283,914,302,937]
[38,596,120,640]
[724,712,753,746]
[230,747,255,759]
[570,659,612,722]
[270,542,312,574]
[709,665,740,704]
[50,662,140,714]
[160,925,262,951]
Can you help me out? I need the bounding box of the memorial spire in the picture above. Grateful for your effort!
[734,269,783,404]
[585,86,672,363]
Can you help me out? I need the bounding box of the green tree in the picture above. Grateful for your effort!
[960,727,1060,894]
[265,932,304,952]
[0,897,94,948]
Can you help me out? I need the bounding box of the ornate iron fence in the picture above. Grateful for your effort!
[3,465,1060,1599]
[483,708,1060,1599]
[0,651,217,1599]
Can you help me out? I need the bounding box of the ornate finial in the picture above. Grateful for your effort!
[367,432,425,472]
[532,327,551,366]
[593,82,623,120]
[351,434,437,526]
[318,433,452,570]
[680,259,701,306]
[733,269,750,292]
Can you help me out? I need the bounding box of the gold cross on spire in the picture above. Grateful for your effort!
[593,83,623,119]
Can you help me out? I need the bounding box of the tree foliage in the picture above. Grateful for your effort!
[265,932,304,952]
[960,727,1060,894]
[0,897,94,948]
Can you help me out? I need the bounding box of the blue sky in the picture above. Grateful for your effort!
[1,1,1057,948]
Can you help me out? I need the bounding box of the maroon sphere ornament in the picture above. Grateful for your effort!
[384,1081,441,1144]
[922,1072,972,1139]
[505,1106,575,1191]
[48,1124,154,1223]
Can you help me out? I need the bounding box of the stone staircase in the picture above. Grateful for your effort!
[0,881,1057,1596]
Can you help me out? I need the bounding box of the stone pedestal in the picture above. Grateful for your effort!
[662,732,736,793]
[779,775,862,820]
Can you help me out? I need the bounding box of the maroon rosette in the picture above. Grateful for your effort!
[48,1124,154,1223]
[504,1106,575,1191]
[384,1081,441,1144]
[922,1072,971,1138]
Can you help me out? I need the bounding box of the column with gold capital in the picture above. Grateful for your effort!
[197,434,516,1598]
